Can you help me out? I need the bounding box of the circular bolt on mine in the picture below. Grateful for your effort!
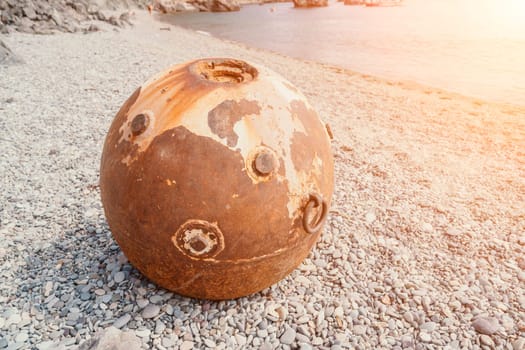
[254,151,276,176]
[131,113,149,136]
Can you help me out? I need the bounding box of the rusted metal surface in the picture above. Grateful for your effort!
[100,58,334,300]
[303,193,328,234]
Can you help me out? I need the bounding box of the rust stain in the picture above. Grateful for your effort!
[208,99,261,147]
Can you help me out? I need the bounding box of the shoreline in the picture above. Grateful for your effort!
[155,3,525,110]
[1,10,524,350]
[160,10,525,113]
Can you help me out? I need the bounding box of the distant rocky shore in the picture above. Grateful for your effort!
[0,0,233,60]
[0,0,295,36]
[0,1,152,35]
[2,0,344,38]
[0,0,290,65]
[154,0,240,13]
[0,0,306,36]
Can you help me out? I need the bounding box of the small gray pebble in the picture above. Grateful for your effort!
[155,320,166,334]
[150,295,163,304]
[141,304,160,319]
[114,271,125,283]
[113,314,131,329]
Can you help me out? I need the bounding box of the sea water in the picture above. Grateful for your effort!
[163,0,525,105]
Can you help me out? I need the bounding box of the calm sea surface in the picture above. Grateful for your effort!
[163,0,525,105]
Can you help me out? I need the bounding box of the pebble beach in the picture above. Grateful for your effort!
[1,10,524,350]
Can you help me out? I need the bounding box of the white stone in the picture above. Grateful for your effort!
[472,317,499,335]
[480,335,494,347]
[135,329,151,338]
[419,332,431,342]
[422,222,433,232]
[365,212,376,223]
[180,341,195,350]
[15,332,29,343]
[78,327,141,350]
[280,327,296,345]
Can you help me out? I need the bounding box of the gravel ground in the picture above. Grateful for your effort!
[0,11,524,350]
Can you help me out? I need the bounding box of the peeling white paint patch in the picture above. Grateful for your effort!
[116,59,329,220]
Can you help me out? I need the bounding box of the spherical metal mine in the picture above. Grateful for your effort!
[99,58,334,300]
